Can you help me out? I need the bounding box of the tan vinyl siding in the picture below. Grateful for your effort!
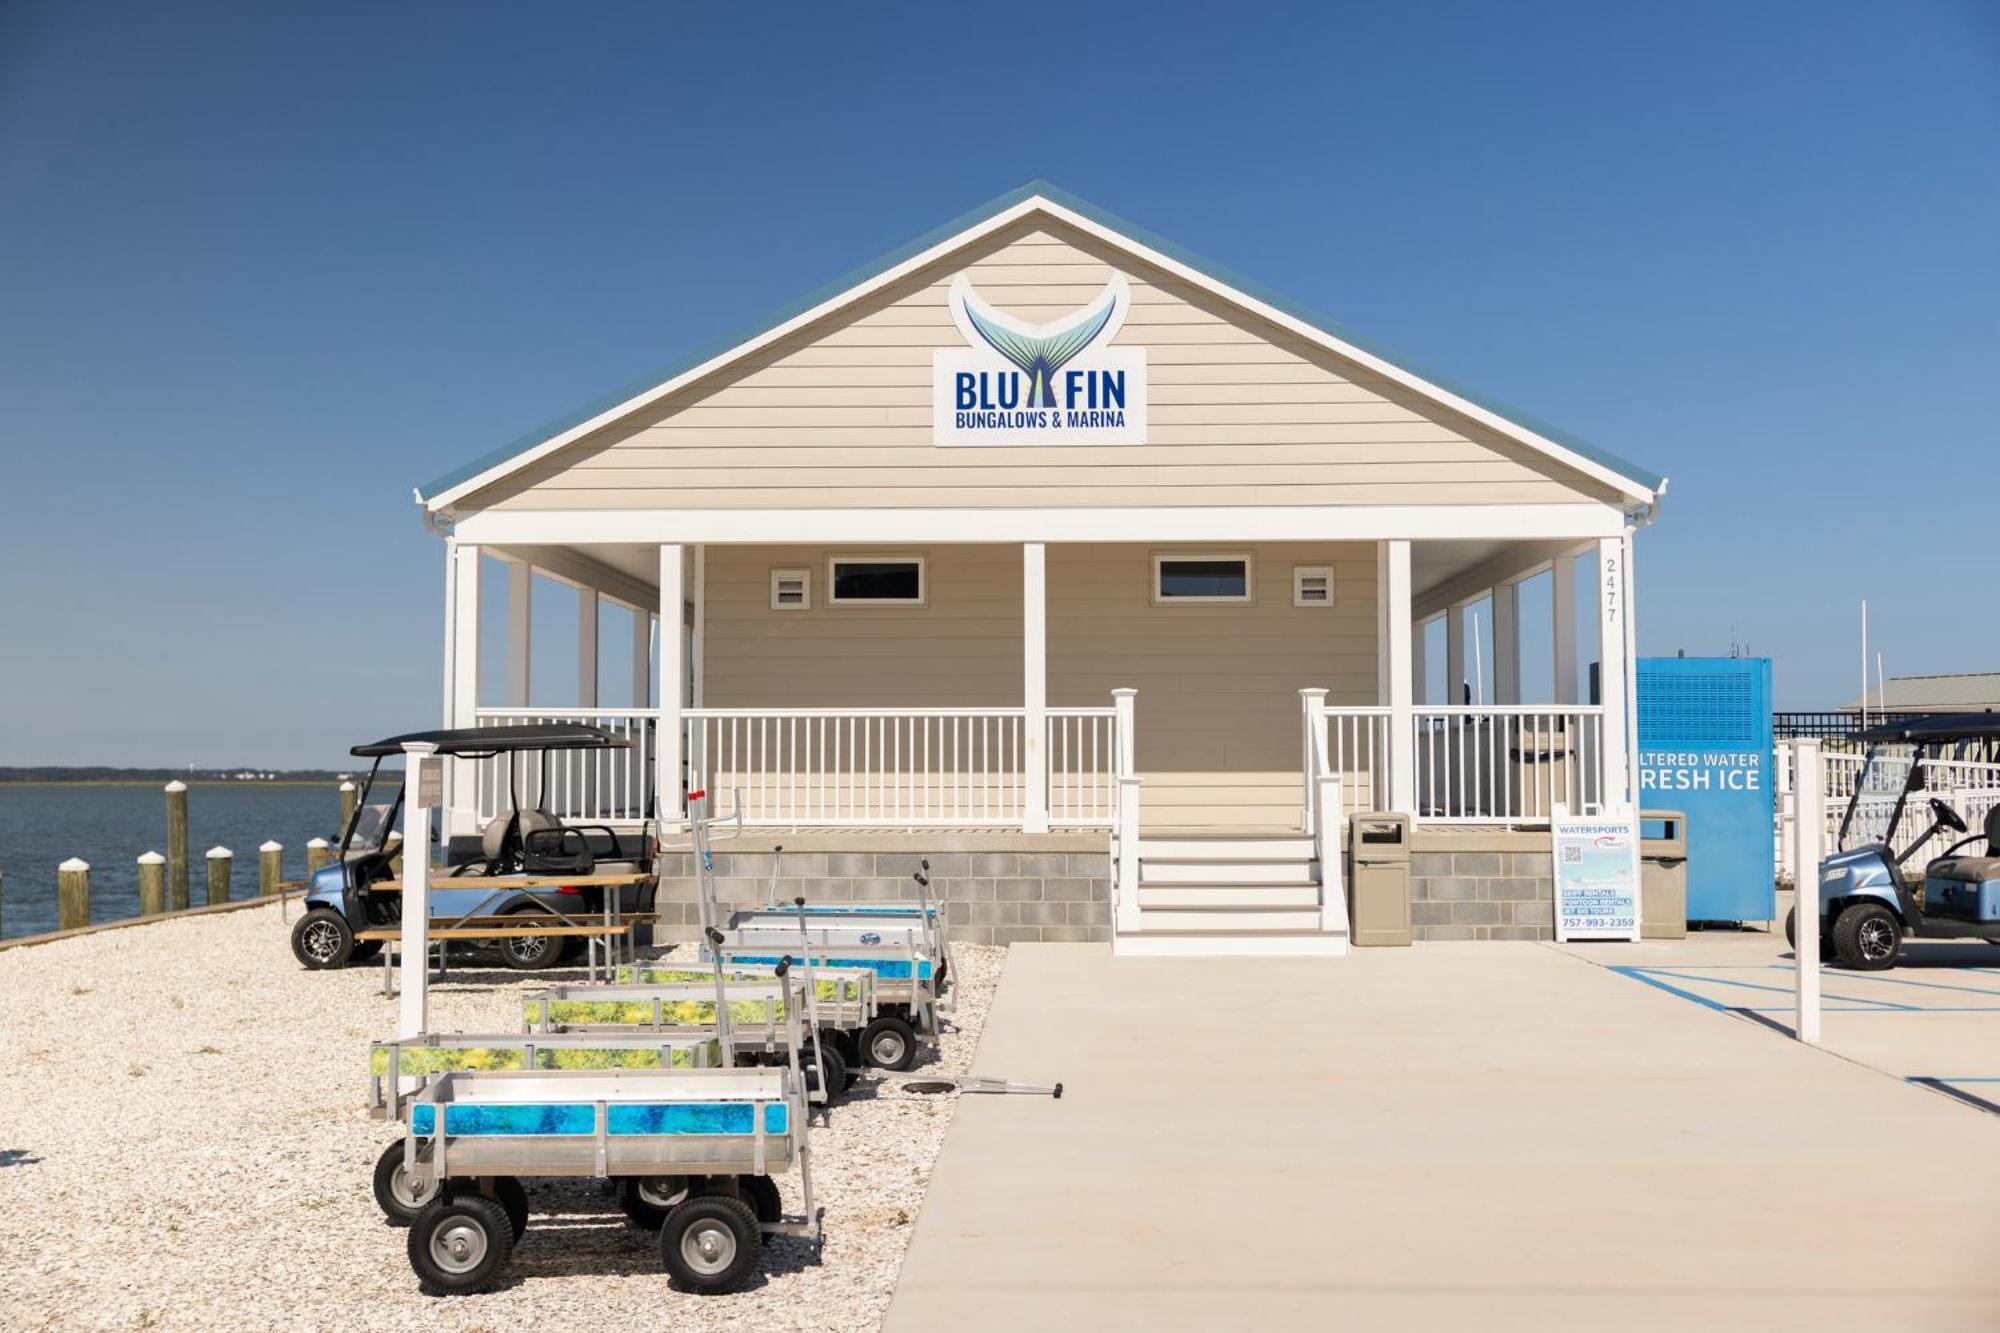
[700,542,1377,829]
[465,219,1621,513]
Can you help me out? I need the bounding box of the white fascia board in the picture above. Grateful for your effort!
[424,199,1050,512]
[452,503,1627,547]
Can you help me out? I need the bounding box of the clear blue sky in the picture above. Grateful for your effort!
[3,1,1995,767]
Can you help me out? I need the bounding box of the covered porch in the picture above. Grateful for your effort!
[434,526,1635,842]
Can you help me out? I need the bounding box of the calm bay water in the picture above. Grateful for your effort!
[0,783,376,939]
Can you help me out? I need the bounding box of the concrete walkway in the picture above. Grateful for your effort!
[887,940,2000,1331]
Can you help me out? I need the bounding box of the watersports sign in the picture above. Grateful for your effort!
[932,272,1147,446]
[1551,813,1642,942]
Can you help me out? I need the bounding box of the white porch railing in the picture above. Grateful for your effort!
[683,705,1122,829]
[1412,705,1606,822]
[467,708,657,825]
[1776,741,2000,871]
[1300,692,1351,937]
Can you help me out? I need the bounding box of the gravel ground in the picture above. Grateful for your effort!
[0,903,1004,1332]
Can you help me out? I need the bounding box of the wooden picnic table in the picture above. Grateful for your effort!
[360,922,635,995]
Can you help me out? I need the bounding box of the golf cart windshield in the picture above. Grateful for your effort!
[347,803,398,856]
[1837,743,1920,854]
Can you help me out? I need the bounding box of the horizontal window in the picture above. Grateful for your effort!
[1154,554,1252,604]
[829,556,926,605]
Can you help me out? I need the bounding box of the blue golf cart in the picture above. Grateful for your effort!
[290,723,655,971]
[1788,714,2000,970]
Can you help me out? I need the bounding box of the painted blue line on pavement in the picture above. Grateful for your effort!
[1634,968,1920,1010]
[1755,964,2000,999]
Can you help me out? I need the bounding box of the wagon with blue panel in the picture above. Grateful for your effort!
[709,937,939,1070]
[397,1065,817,1294]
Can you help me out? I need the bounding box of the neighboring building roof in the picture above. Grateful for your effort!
[1839,673,2000,714]
[418,179,1667,510]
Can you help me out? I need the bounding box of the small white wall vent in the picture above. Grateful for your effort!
[1293,566,1334,607]
[770,568,810,610]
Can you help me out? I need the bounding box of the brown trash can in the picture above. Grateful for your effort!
[1640,810,1688,940]
[1349,813,1413,946]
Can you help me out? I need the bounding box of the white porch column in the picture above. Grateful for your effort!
[1022,541,1049,833]
[1491,580,1521,705]
[577,591,599,707]
[442,541,482,836]
[397,741,439,1038]
[505,560,533,707]
[1445,605,1467,707]
[1411,615,1429,705]
[1551,553,1579,705]
[1596,535,1632,812]
[631,608,652,709]
[1379,540,1415,814]
[658,546,685,824]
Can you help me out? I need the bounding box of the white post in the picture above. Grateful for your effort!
[1115,776,1142,934]
[1792,737,1823,1045]
[1022,541,1049,834]
[1112,687,1137,777]
[631,608,652,709]
[1492,580,1521,705]
[1316,775,1348,939]
[577,590,599,707]
[1411,615,1429,704]
[1551,553,1579,705]
[505,560,532,707]
[1300,687,1328,834]
[444,542,482,836]
[1380,540,1415,814]
[398,741,439,1039]
[692,546,707,707]
[1596,536,1630,812]
[659,546,685,825]
[1445,606,1467,707]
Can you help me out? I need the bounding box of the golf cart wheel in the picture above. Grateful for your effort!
[484,1176,530,1242]
[805,1041,849,1100]
[408,1193,512,1295]
[497,906,564,971]
[291,908,355,970]
[1833,902,1902,971]
[861,1015,919,1071]
[619,1175,688,1229]
[660,1195,761,1292]
[372,1140,437,1225]
[1783,906,1836,964]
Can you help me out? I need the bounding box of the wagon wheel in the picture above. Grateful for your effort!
[660,1195,761,1292]
[407,1194,513,1295]
[484,1176,530,1241]
[861,1015,919,1071]
[371,1140,438,1225]
[619,1175,689,1229]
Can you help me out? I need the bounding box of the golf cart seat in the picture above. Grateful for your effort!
[1927,805,2000,883]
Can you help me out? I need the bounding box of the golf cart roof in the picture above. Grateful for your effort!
[1854,713,2000,745]
[350,724,631,758]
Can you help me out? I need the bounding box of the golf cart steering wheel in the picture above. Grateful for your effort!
[1928,797,1968,834]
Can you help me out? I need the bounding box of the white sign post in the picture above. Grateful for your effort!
[397,743,440,1039]
[1791,737,1823,1045]
[1551,808,1643,942]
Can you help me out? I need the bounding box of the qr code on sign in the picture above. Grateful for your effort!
[1562,846,1583,864]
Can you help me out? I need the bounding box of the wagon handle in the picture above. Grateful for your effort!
[774,954,792,978]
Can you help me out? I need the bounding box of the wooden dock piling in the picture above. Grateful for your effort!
[205,846,232,906]
[305,837,333,874]
[259,841,282,896]
[137,852,166,916]
[165,780,190,911]
[338,780,357,837]
[58,858,90,931]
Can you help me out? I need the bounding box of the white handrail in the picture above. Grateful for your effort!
[1412,705,1606,823]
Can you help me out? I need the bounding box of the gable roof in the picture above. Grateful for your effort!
[419,180,1667,511]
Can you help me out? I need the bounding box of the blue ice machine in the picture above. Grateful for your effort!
[1635,657,1775,923]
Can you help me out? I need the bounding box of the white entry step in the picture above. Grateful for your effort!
[1116,833,1346,958]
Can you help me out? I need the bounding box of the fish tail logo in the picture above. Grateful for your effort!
[949,272,1130,408]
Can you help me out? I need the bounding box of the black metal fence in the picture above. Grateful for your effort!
[1772,711,1928,740]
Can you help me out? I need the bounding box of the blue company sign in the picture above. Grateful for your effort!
[1635,657,1775,923]
[932,272,1148,446]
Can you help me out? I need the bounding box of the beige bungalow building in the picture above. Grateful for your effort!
[415,182,1667,955]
